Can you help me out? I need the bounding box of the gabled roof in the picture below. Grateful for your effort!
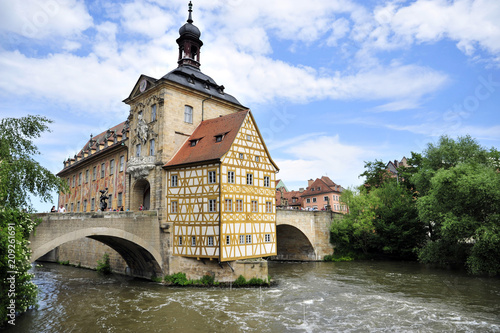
[163,110,249,169]
[301,177,343,197]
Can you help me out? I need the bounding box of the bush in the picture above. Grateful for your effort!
[96,253,111,275]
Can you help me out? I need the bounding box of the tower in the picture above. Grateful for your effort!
[176,1,203,69]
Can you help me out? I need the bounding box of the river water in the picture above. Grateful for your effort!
[4,261,500,332]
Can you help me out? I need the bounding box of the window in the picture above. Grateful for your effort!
[324,196,329,201]
[208,171,216,184]
[150,139,155,156]
[91,198,95,211]
[239,153,244,159]
[118,193,123,208]
[311,188,315,191]
[179,237,183,246]
[215,135,223,142]
[246,173,253,185]
[184,105,193,123]
[110,159,114,175]
[251,200,258,212]
[77,201,80,212]
[119,155,125,172]
[246,135,251,141]
[208,236,214,247]
[85,170,89,183]
[209,199,217,212]
[246,234,252,244]
[239,235,245,244]
[191,236,196,247]
[265,234,271,242]
[236,199,243,212]
[171,201,178,213]
[266,201,272,213]
[317,187,321,191]
[101,163,105,178]
[228,171,235,184]
[83,199,87,212]
[306,198,311,203]
[72,175,75,187]
[71,203,74,212]
[255,156,260,162]
[264,176,270,187]
[225,199,232,212]
[78,172,82,185]
[190,139,198,147]
[226,235,230,245]
[108,194,112,208]
[151,104,157,122]
[93,166,96,180]
[136,144,141,157]
[312,198,317,203]
[171,175,178,187]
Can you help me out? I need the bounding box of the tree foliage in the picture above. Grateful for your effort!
[332,135,500,275]
[1,115,66,325]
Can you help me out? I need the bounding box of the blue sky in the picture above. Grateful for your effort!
[1,0,499,212]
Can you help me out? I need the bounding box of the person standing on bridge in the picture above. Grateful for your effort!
[58,205,66,213]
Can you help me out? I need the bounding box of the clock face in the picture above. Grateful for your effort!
[139,79,147,92]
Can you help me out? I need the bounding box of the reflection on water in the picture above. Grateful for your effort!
[4,261,500,332]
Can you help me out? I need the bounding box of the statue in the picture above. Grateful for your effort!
[99,188,109,211]
[136,113,148,144]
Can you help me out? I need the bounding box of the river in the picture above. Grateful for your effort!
[4,261,500,332]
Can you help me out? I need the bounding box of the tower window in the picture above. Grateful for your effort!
[184,105,193,123]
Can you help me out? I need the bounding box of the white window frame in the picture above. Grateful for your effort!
[191,236,196,247]
[266,201,272,213]
[264,176,270,187]
[110,159,114,175]
[151,104,157,122]
[225,199,232,212]
[236,199,243,212]
[209,199,217,212]
[239,235,245,244]
[246,173,253,185]
[226,235,230,245]
[251,200,258,212]
[150,139,155,156]
[208,171,216,184]
[228,171,235,184]
[265,234,271,242]
[184,105,193,123]
[246,234,252,244]
[171,175,178,187]
[119,155,125,172]
[171,201,178,213]
[208,236,214,247]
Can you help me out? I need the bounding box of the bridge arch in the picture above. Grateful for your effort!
[274,224,316,261]
[32,227,163,278]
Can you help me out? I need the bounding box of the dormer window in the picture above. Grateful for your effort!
[215,135,223,142]
[190,139,199,147]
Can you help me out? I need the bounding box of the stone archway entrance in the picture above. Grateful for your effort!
[132,179,151,211]
[272,224,316,261]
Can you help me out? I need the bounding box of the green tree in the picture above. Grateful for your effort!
[414,136,500,275]
[331,187,379,256]
[0,115,66,325]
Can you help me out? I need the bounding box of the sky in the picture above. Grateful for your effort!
[1,0,499,212]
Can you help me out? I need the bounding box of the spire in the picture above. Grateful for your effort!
[187,1,193,24]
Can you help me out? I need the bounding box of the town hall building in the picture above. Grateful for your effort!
[56,2,278,279]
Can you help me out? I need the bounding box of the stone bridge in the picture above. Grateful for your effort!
[29,210,337,279]
[30,211,165,279]
[273,210,336,261]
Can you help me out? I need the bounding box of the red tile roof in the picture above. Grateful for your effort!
[164,110,249,168]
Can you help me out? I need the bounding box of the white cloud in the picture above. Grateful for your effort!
[383,0,500,56]
[0,0,93,39]
[121,0,175,38]
[274,134,373,189]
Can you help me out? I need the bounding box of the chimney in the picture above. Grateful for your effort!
[308,179,314,187]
